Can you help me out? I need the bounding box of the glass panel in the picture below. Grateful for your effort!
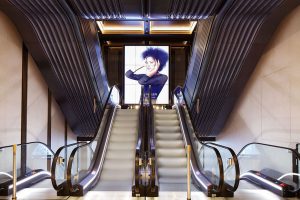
[182,104,222,190]
[239,143,300,190]
[23,143,53,174]
[67,106,111,188]
[209,144,237,189]
[0,142,53,186]
[53,144,82,187]
[0,146,14,184]
[193,140,221,188]
[70,145,94,186]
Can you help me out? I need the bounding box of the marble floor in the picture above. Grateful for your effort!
[0,180,298,200]
[1,188,298,200]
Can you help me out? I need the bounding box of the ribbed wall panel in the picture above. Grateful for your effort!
[7,0,106,136]
[184,0,299,137]
[80,19,110,107]
[168,0,224,19]
[184,18,213,109]
[68,0,143,19]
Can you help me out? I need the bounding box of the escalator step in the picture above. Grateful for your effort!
[103,159,134,170]
[156,140,185,148]
[156,133,182,140]
[159,177,187,184]
[114,117,138,122]
[155,114,178,120]
[108,143,136,151]
[112,123,138,128]
[157,157,187,167]
[105,149,135,160]
[154,109,176,114]
[111,128,137,135]
[156,126,181,132]
[100,169,132,181]
[155,120,179,126]
[157,149,186,157]
[109,134,136,142]
[158,168,187,177]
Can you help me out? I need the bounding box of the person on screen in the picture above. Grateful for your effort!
[125,47,168,101]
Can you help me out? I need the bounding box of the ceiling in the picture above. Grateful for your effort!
[67,0,225,20]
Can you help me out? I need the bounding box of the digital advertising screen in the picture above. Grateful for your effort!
[124,46,169,104]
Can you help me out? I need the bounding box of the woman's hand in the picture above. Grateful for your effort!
[133,59,147,73]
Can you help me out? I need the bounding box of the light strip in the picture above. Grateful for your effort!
[240,172,282,191]
[8,171,51,189]
[150,21,197,34]
[97,21,144,34]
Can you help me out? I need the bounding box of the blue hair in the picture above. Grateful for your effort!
[142,47,169,72]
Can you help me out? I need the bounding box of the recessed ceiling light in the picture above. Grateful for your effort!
[97,21,144,34]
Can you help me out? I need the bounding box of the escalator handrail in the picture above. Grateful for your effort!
[135,85,144,151]
[206,142,240,191]
[133,86,145,193]
[66,105,117,193]
[0,142,54,195]
[51,85,116,192]
[0,141,54,154]
[238,142,300,194]
[175,102,224,193]
[51,141,86,190]
[148,85,159,189]
[173,86,225,193]
[237,142,300,159]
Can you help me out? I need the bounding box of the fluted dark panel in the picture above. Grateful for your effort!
[68,0,142,19]
[80,19,110,107]
[2,0,108,136]
[184,17,213,108]
[149,0,225,19]
[184,0,300,137]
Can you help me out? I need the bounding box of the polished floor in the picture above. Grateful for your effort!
[1,179,298,200]
[1,189,297,200]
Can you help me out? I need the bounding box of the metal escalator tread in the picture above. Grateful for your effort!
[156,133,182,140]
[157,149,186,157]
[157,157,187,167]
[154,109,187,185]
[156,126,181,132]
[96,109,138,191]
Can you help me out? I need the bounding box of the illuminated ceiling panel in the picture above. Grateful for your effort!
[97,20,197,35]
[150,21,197,34]
[97,21,144,34]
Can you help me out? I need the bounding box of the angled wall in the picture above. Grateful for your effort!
[217,6,300,152]
[0,11,76,151]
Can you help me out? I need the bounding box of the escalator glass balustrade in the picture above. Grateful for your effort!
[238,143,300,197]
[0,142,54,196]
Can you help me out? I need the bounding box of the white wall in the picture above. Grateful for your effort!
[27,53,48,144]
[0,11,77,152]
[217,6,300,153]
[0,11,22,146]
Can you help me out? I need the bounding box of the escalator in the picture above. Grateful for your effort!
[145,86,240,197]
[0,142,54,196]
[151,106,233,196]
[58,86,144,196]
[93,109,138,190]
[171,86,240,196]
[174,86,300,198]
[237,142,300,197]
[154,109,188,189]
